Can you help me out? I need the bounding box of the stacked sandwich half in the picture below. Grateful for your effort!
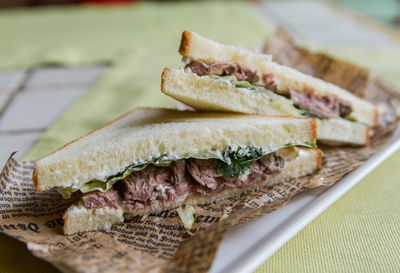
[162,31,378,145]
[33,31,379,234]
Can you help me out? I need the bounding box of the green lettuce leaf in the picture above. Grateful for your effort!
[301,111,322,119]
[216,146,264,178]
[285,141,318,149]
[58,164,148,198]
[305,141,318,148]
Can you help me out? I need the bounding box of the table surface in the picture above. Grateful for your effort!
[0,1,398,272]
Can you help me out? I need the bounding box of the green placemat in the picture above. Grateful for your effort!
[23,1,272,160]
[0,2,270,69]
[0,4,132,68]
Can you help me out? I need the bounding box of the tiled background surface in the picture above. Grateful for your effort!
[0,0,397,167]
[0,67,106,166]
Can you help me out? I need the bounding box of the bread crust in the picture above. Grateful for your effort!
[315,148,323,171]
[178,30,192,57]
[311,118,318,142]
[160,68,169,94]
[373,107,379,126]
[32,163,40,191]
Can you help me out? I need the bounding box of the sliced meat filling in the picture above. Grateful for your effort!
[186,60,259,83]
[185,60,353,119]
[289,89,352,118]
[82,188,120,210]
[81,153,284,211]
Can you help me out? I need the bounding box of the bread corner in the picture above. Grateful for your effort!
[311,118,318,141]
[179,30,192,56]
[160,68,171,94]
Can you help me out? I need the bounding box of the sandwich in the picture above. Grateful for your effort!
[33,108,322,235]
[161,31,380,145]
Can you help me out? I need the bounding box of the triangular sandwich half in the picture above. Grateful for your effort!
[161,31,379,145]
[34,108,321,234]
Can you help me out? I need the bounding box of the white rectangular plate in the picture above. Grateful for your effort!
[210,125,400,273]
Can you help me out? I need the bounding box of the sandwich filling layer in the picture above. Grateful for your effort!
[185,60,353,120]
[81,152,284,212]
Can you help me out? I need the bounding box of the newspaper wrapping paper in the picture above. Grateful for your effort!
[0,30,399,273]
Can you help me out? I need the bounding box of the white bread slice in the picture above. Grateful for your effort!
[161,68,295,116]
[63,147,322,235]
[161,68,370,145]
[179,31,379,126]
[34,108,317,192]
[64,206,124,235]
[179,31,272,69]
[317,119,370,146]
